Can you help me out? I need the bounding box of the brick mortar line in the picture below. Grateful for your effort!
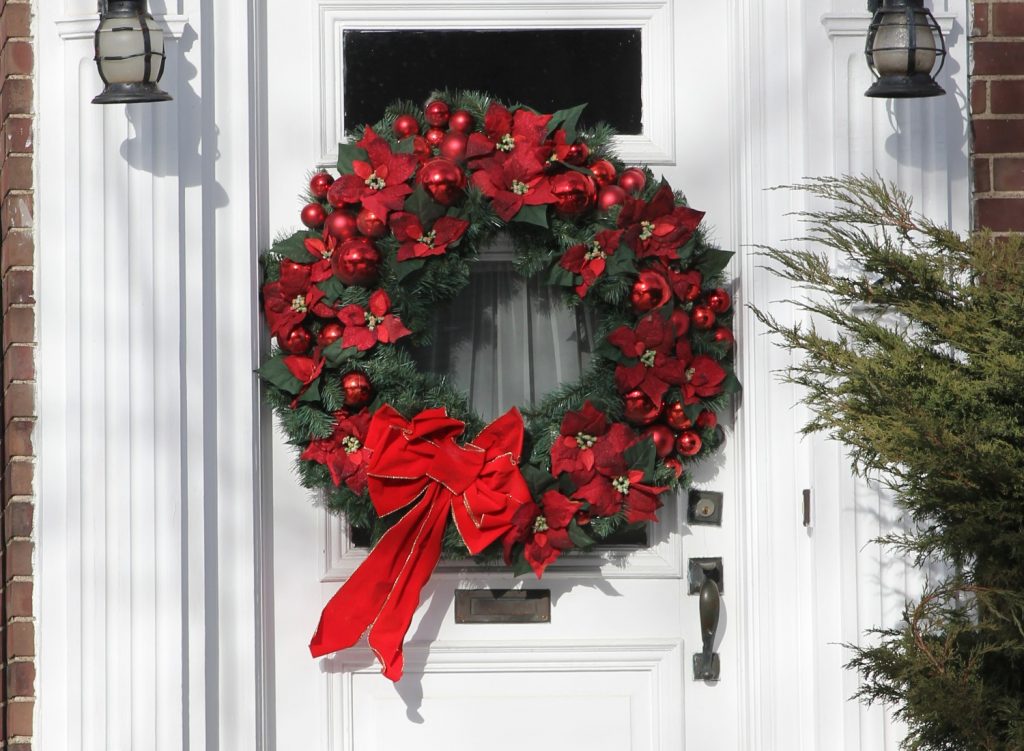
[2,538,31,544]
[6,617,32,624]
[3,498,33,505]
[7,576,34,584]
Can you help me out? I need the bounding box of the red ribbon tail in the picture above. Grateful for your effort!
[308,490,449,682]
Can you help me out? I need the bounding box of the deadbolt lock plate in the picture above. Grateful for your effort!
[688,490,723,526]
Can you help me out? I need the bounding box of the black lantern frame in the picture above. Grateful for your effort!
[93,0,172,104]
[864,0,947,99]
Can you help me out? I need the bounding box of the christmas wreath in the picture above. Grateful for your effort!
[259,91,739,680]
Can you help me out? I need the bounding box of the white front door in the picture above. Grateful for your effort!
[266,3,744,749]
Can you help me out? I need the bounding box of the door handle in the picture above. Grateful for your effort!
[693,573,721,681]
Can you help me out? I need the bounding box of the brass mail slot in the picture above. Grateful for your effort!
[454,589,551,624]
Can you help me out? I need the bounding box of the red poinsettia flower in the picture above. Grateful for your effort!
[503,489,581,578]
[389,212,470,262]
[466,102,553,163]
[337,289,411,351]
[680,354,727,405]
[607,313,685,403]
[574,424,666,521]
[662,264,702,302]
[303,233,339,283]
[283,353,325,406]
[300,409,372,493]
[618,184,705,261]
[559,229,623,298]
[470,148,555,222]
[331,126,417,220]
[550,401,611,484]
[263,261,328,339]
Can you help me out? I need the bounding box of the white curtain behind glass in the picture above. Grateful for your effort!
[412,234,597,422]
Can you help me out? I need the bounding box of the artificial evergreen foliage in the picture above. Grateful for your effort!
[754,176,1024,750]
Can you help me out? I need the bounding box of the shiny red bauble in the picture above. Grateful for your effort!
[713,327,734,348]
[670,308,690,338]
[597,185,628,212]
[326,180,348,208]
[550,171,597,217]
[589,159,617,187]
[418,158,466,206]
[642,425,676,458]
[622,389,662,426]
[332,239,381,287]
[563,142,590,166]
[280,326,312,354]
[664,401,693,431]
[618,167,647,195]
[317,322,344,347]
[448,109,474,133]
[439,132,468,162]
[675,430,702,457]
[411,136,432,163]
[341,371,372,408]
[707,288,732,314]
[630,270,672,313]
[664,457,684,479]
[424,100,450,128]
[300,202,326,229]
[325,209,359,241]
[696,410,718,430]
[279,258,306,278]
[392,114,420,138]
[691,305,716,330]
[309,172,334,199]
[355,208,387,239]
[425,127,446,147]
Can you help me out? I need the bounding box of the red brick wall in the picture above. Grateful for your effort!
[971,1,1024,231]
[0,0,33,748]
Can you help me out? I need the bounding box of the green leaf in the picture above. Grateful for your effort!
[403,185,446,225]
[317,276,348,305]
[677,237,698,263]
[567,519,596,550]
[720,372,742,395]
[394,136,416,154]
[625,436,657,480]
[544,103,588,142]
[696,248,734,277]
[272,231,317,263]
[548,262,576,288]
[322,339,361,368]
[298,379,322,404]
[337,142,369,174]
[594,339,626,364]
[605,244,637,277]
[259,356,302,394]
[521,464,557,497]
[512,203,549,228]
[554,160,594,176]
[511,551,533,578]
[394,257,427,281]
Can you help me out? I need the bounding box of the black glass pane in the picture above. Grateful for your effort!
[343,29,643,134]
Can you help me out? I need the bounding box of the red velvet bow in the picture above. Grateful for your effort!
[309,405,531,681]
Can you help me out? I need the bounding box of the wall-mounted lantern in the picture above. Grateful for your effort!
[93,0,172,104]
[864,0,947,98]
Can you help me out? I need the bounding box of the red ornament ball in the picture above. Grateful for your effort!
[642,425,676,458]
[392,114,420,139]
[630,270,672,313]
[332,239,381,287]
[425,127,446,148]
[670,308,691,338]
[597,185,628,212]
[439,132,468,162]
[326,180,349,208]
[418,158,466,206]
[696,410,718,430]
[325,209,359,241]
[550,171,597,217]
[279,258,306,278]
[622,389,662,426]
[411,136,432,163]
[309,172,334,199]
[356,208,387,239]
[448,109,474,133]
[713,327,734,349]
[300,202,326,229]
[317,322,344,347]
[664,401,693,431]
[564,142,591,166]
[589,159,617,187]
[676,430,702,457]
[424,100,451,128]
[691,305,716,330]
[341,371,372,409]
[707,288,732,314]
[280,326,312,354]
[618,168,647,195]
[664,457,684,479]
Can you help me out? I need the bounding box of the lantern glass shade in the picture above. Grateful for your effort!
[93,3,172,104]
[864,1,947,98]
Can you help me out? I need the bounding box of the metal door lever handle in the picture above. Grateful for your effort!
[694,576,721,681]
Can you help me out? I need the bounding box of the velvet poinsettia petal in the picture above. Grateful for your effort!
[389,212,424,242]
[342,325,378,352]
[634,313,674,352]
[592,423,637,477]
[336,173,367,205]
[433,216,469,245]
[524,535,562,578]
[511,109,552,148]
[337,304,366,327]
[484,102,514,141]
[608,326,644,358]
[377,314,412,344]
[560,402,609,438]
[361,184,413,220]
[574,475,624,518]
[492,193,524,222]
[368,290,391,318]
[687,354,727,397]
[540,490,580,530]
[560,244,587,274]
[279,261,313,297]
